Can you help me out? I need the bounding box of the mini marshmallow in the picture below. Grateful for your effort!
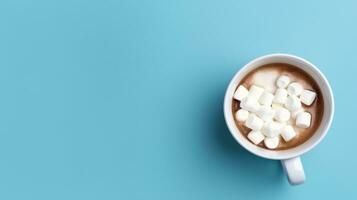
[281,125,297,142]
[276,75,290,88]
[233,85,249,101]
[296,112,311,128]
[274,107,291,122]
[257,106,275,122]
[273,88,288,104]
[245,114,264,130]
[285,95,302,111]
[264,136,280,149]
[240,97,261,113]
[300,89,317,106]
[248,85,264,100]
[287,82,303,96]
[235,109,249,122]
[259,91,274,106]
[261,121,283,137]
[247,130,265,145]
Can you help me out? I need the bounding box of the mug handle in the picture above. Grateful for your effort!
[281,156,305,185]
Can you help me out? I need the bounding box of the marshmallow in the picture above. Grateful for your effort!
[296,112,311,128]
[287,82,303,96]
[247,130,265,145]
[300,89,317,106]
[264,136,280,149]
[261,121,283,137]
[281,125,297,142]
[248,85,264,100]
[234,85,249,101]
[245,114,264,130]
[276,75,290,88]
[240,97,261,113]
[257,106,275,122]
[274,107,291,122]
[235,109,249,122]
[285,95,302,111]
[273,88,288,104]
[259,91,274,106]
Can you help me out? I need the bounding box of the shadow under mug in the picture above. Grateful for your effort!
[223,54,334,185]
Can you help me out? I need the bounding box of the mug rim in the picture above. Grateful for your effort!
[224,53,334,160]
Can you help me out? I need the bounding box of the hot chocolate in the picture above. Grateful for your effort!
[231,63,324,150]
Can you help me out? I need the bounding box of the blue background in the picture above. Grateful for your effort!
[0,0,354,199]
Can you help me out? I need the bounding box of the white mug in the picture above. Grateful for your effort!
[223,54,334,185]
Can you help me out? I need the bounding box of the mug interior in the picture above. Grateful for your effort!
[224,54,334,160]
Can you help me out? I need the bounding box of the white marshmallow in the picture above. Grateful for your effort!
[296,112,311,128]
[300,89,317,106]
[291,108,304,119]
[287,82,303,96]
[264,136,280,149]
[245,114,264,130]
[273,88,288,104]
[261,121,283,137]
[285,95,302,111]
[240,97,261,113]
[281,125,297,142]
[251,70,279,93]
[259,91,274,106]
[235,109,249,122]
[274,107,291,122]
[276,75,290,88]
[234,85,249,101]
[257,106,275,122]
[247,130,265,145]
[248,85,264,100]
